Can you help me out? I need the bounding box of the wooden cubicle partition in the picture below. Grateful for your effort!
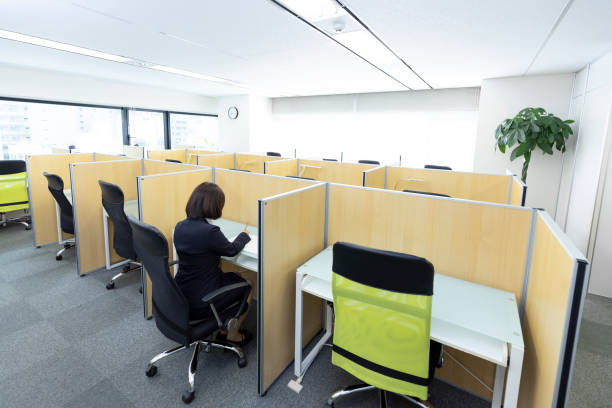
[297,159,376,186]
[195,153,235,169]
[26,153,94,247]
[71,159,142,275]
[362,166,386,188]
[123,145,144,159]
[143,159,199,175]
[510,175,527,206]
[386,166,513,204]
[327,184,533,399]
[519,212,588,407]
[264,158,298,177]
[187,149,217,164]
[94,153,131,161]
[147,149,187,163]
[235,153,284,173]
[258,183,326,394]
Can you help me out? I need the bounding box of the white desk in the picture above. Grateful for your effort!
[294,246,524,408]
[102,200,139,269]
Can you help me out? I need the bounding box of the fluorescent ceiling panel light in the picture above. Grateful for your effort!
[333,30,397,65]
[382,63,430,90]
[276,0,346,22]
[150,65,230,83]
[0,29,131,63]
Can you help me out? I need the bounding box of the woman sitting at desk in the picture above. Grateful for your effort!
[174,182,253,346]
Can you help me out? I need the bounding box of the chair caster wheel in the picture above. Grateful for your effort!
[138,287,143,294]
[56,255,63,261]
[327,399,334,407]
[106,282,115,290]
[238,356,247,368]
[204,344,211,353]
[145,365,157,377]
[182,391,195,404]
[123,265,131,272]
[25,225,32,230]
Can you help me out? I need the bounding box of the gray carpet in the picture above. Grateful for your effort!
[2,221,602,407]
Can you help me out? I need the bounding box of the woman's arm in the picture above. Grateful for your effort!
[209,225,251,257]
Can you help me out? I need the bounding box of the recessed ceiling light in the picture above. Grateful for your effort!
[150,65,230,83]
[276,0,346,22]
[0,29,131,63]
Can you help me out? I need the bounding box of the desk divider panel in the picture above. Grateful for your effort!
[71,160,142,275]
[187,149,217,164]
[147,149,188,163]
[386,166,512,203]
[519,211,589,407]
[363,166,386,188]
[214,169,316,226]
[195,153,235,169]
[139,168,214,318]
[510,175,527,206]
[327,184,533,400]
[264,158,298,177]
[123,145,144,159]
[26,153,94,247]
[94,153,131,161]
[235,153,284,173]
[143,159,199,175]
[258,183,326,394]
[298,159,376,186]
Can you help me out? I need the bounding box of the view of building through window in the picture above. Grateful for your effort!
[128,110,165,150]
[170,113,219,150]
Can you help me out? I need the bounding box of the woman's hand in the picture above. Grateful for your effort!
[243,224,250,237]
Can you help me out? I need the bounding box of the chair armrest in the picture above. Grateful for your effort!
[201,281,250,303]
[201,281,251,330]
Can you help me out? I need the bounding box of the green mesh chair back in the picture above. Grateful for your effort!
[0,160,29,213]
[331,242,436,401]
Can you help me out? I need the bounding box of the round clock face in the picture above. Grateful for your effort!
[228,106,239,120]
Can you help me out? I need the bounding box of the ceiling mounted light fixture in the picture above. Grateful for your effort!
[0,29,132,63]
[276,0,346,22]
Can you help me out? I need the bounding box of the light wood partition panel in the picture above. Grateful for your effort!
[123,145,144,159]
[214,170,315,226]
[363,166,386,188]
[510,175,527,206]
[519,212,588,407]
[259,183,326,394]
[71,160,142,275]
[148,149,187,163]
[387,166,512,203]
[195,153,234,169]
[95,153,131,161]
[143,159,199,175]
[264,158,298,177]
[298,159,376,186]
[187,149,217,164]
[327,184,533,399]
[140,168,214,317]
[235,153,283,173]
[26,153,94,246]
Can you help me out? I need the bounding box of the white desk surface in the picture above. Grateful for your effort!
[210,218,258,272]
[64,188,139,218]
[298,246,523,366]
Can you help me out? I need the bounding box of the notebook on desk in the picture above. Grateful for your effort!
[230,235,258,258]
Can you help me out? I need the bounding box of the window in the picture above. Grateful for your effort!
[170,113,219,150]
[0,99,123,160]
[128,110,165,149]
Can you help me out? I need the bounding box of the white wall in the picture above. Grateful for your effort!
[216,95,273,153]
[474,74,574,213]
[0,63,218,114]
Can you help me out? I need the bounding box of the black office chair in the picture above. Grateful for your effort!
[165,159,182,163]
[403,190,451,198]
[323,158,338,162]
[358,160,380,165]
[128,216,250,404]
[0,160,31,230]
[424,165,452,171]
[43,172,75,260]
[99,180,142,290]
[286,175,315,180]
[266,151,281,157]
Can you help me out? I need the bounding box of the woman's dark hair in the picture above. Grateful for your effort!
[185,182,225,220]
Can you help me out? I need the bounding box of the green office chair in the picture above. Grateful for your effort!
[0,160,31,230]
[328,242,442,408]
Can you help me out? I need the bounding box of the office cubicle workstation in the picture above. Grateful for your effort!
[363,165,527,205]
[193,152,286,173]
[265,158,377,186]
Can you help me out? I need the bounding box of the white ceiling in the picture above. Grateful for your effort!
[0,0,610,97]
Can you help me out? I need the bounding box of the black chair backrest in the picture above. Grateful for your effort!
[424,164,452,171]
[286,175,315,180]
[99,180,138,260]
[128,216,191,343]
[403,189,451,198]
[43,172,74,234]
[165,159,182,163]
[322,158,338,162]
[266,152,281,157]
[0,160,26,175]
[358,160,380,165]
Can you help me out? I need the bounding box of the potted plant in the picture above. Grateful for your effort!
[495,107,574,182]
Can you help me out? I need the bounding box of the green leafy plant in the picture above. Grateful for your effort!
[495,107,574,182]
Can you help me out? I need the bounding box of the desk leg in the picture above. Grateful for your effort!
[503,343,524,408]
[492,363,505,408]
[294,272,304,378]
[102,209,111,270]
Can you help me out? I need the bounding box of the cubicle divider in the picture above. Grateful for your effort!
[26,153,94,247]
[362,166,386,188]
[263,158,298,177]
[139,168,214,315]
[258,183,327,394]
[187,149,217,164]
[235,153,284,173]
[510,175,527,206]
[195,153,235,169]
[295,159,376,185]
[519,211,588,407]
[147,149,187,163]
[94,153,131,161]
[71,159,142,275]
[123,145,144,159]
